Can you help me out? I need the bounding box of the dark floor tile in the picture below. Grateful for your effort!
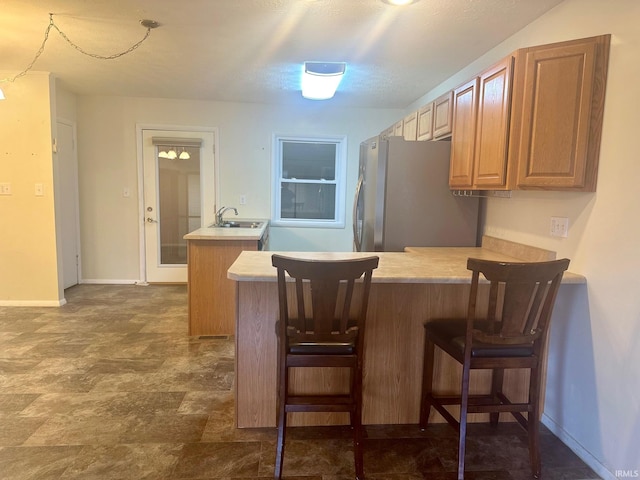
[0,416,48,446]
[0,372,99,394]
[259,439,355,477]
[119,414,209,443]
[24,415,130,446]
[87,357,165,374]
[364,437,445,474]
[0,445,84,480]
[0,393,40,414]
[0,359,43,374]
[435,434,531,472]
[172,441,262,478]
[60,443,184,479]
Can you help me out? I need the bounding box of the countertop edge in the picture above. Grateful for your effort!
[183,219,268,241]
[227,249,586,284]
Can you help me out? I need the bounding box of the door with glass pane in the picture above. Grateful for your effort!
[142,129,215,283]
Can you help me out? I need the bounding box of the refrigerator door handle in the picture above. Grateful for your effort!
[353,175,363,251]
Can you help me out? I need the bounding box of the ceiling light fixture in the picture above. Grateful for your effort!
[0,14,159,100]
[382,0,420,5]
[301,62,346,100]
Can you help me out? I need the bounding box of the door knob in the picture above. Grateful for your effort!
[146,217,157,223]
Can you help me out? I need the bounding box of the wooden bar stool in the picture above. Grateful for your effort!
[271,254,379,480]
[419,257,570,480]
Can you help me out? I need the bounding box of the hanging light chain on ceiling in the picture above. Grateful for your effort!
[1,13,158,84]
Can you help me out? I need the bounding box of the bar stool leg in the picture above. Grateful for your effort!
[419,336,435,430]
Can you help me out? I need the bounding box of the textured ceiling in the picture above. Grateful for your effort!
[0,0,565,108]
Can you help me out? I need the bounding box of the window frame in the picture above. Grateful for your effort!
[271,134,347,228]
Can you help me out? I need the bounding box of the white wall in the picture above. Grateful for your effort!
[409,0,640,477]
[0,73,63,305]
[76,96,400,281]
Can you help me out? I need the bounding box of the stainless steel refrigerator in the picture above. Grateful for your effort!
[353,136,480,252]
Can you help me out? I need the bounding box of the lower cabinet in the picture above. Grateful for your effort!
[187,239,260,336]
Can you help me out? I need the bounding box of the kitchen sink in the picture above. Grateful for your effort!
[213,221,264,229]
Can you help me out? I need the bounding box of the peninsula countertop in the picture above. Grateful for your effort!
[227,248,585,284]
[183,219,268,241]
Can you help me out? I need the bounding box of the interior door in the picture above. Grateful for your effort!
[141,129,216,283]
[56,121,80,289]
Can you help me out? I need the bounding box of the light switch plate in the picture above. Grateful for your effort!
[0,183,11,195]
[35,183,44,196]
[550,217,569,238]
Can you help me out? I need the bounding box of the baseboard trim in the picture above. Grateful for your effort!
[80,279,140,285]
[0,298,66,307]
[541,413,614,480]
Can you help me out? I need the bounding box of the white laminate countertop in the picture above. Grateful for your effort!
[183,219,268,241]
[227,248,585,284]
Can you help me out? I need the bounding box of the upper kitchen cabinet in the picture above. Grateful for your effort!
[449,34,610,191]
[403,111,418,140]
[512,35,610,191]
[449,77,479,188]
[416,91,454,142]
[433,91,454,139]
[380,125,395,140]
[417,103,434,140]
[393,119,404,137]
[450,56,514,190]
[473,56,514,189]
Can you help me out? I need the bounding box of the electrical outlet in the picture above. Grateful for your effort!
[239,194,247,205]
[550,217,569,238]
[0,183,11,195]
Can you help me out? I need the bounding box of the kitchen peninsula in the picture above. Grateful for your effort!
[184,220,269,336]
[227,238,584,428]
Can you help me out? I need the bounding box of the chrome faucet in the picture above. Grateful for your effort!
[215,206,238,226]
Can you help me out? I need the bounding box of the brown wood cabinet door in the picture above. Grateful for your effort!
[403,111,418,140]
[450,77,479,188]
[417,102,434,141]
[473,56,514,188]
[393,120,404,137]
[433,91,454,138]
[515,36,609,190]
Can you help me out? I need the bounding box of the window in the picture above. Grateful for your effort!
[272,135,347,228]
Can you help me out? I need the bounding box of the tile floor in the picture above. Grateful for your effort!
[0,284,599,479]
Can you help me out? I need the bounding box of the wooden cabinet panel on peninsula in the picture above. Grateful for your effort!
[187,239,260,336]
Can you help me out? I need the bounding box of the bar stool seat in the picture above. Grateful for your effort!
[272,254,379,480]
[420,257,570,480]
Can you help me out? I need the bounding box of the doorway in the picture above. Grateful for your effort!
[139,128,216,283]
